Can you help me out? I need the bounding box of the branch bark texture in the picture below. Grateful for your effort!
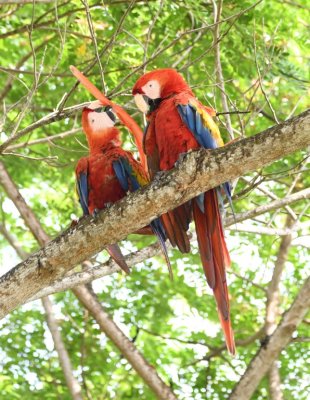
[0,109,309,318]
[229,276,310,400]
[29,187,308,301]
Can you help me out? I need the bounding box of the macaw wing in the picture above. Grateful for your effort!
[113,155,172,278]
[76,161,89,215]
[113,155,148,193]
[177,99,232,204]
[177,99,224,149]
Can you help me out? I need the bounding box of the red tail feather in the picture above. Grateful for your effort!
[106,244,130,274]
[193,189,235,354]
[161,206,191,254]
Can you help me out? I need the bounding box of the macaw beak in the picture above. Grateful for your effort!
[134,93,149,114]
[93,105,116,124]
[104,105,116,123]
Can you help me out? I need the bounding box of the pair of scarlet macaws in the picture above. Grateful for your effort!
[72,66,235,354]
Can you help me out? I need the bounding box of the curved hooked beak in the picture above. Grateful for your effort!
[93,105,116,124]
[134,93,150,114]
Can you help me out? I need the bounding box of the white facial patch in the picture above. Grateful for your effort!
[141,80,161,100]
[88,111,115,130]
[87,100,103,110]
[134,94,149,114]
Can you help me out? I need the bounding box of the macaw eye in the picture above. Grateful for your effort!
[91,119,94,123]
[149,84,152,87]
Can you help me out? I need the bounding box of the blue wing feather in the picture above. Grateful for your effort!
[113,157,172,276]
[177,103,232,205]
[177,103,217,149]
[77,172,89,215]
[113,157,140,192]
[113,160,129,192]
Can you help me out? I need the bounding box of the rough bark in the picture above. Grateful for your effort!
[266,217,293,400]
[29,187,309,301]
[229,276,310,400]
[73,286,177,400]
[0,109,309,318]
[41,296,83,400]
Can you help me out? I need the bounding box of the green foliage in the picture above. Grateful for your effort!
[0,1,309,399]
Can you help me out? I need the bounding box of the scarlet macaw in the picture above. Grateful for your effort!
[76,100,171,276]
[132,69,235,354]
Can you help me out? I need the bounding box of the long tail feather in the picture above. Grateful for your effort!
[106,243,130,274]
[193,200,215,288]
[161,205,191,253]
[194,189,235,354]
[150,219,173,280]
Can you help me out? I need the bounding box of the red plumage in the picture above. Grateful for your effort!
[133,69,235,354]
[75,106,149,273]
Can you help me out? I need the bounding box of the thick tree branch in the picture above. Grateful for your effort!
[0,110,309,318]
[29,187,308,300]
[229,276,310,400]
[73,286,177,400]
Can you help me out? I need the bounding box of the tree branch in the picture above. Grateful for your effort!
[0,225,83,399]
[212,0,234,139]
[225,187,310,226]
[73,285,177,400]
[229,276,310,400]
[0,110,309,318]
[29,187,308,300]
[266,217,294,400]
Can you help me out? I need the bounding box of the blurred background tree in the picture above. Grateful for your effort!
[0,0,309,399]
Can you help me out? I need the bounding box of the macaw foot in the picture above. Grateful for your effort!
[174,151,189,168]
[92,208,100,218]
[70,218,80,228]
[104,202,114,208]
[225,138,241,145]
[153,170,166,182]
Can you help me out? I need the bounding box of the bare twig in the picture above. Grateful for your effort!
[212,0,233,139]
[229,276,310,400]
[73,286,177,400]
[265,217,294,400]
[0,225,83,400]
[81,0,106,92]
[5,127,81,151]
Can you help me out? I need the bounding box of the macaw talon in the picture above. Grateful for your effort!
[70,218,80,228]
[225,138,241,145]
[92,208,100,218]
[174,151,188,167]
[153,170,166,182]
[104,202,113,209]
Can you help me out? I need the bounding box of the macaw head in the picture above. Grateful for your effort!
[82,100,120,149]
[132,68,192,113]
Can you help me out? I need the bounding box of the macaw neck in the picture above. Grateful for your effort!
[85,127,121,154]
[147,89,194,117]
